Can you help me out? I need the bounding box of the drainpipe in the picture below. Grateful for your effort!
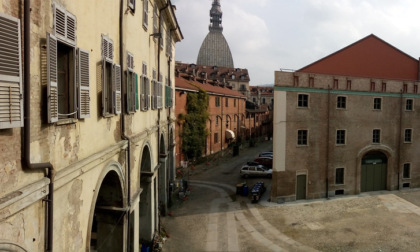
[119,0,132,249]
[326,86,330,199]
[23,1,54,251]
[397,90,403,190]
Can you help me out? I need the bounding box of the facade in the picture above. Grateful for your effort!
[174,71,247,167]
[249,86,274,110]
[196,0,234,68]
[272,34,420,203]
[0,0,182,251]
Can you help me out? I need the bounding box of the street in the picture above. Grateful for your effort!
[161,140,420,252]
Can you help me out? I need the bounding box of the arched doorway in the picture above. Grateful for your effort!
[361,151,387,192]
[139,145,155,243]
[89,170,125,251]
[158,134,168,215]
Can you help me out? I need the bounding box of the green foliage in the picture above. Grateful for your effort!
[181,90,209,160]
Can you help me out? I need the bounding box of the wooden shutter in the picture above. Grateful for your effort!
[128,0,136,12]
[140,75,145,111]
[47,33,58,123]
[143,0,148,28]
[146,78,150,109]
[135,73,139,111]
[77,48,90,118]
[102,36,113,62]
[53,3,76,45]
[0,13,23,129]
[101,58,106,116]
[114,64,122,114]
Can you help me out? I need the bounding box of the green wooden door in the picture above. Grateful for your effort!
[296,175,307,200]
[361,163,387,192]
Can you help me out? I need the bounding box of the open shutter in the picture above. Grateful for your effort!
[135,73,139,111]
[146,78,150,110]
[53,3,76,46]
[77,48,90,118]
[157,82,162,109]
[0,13,23,129]
[126,71,131,112]
[128,0,136,12]
[140,75,145,111]
[114,64,122,114]
[101,58,106,116]
[47,33,58,123]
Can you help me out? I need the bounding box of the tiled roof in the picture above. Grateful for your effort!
[175,73,246,98]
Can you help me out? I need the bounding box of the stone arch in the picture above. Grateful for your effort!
[356,145,394,194]
[139,144,155,243]
[0,241,29,252]
[87,161,126,252]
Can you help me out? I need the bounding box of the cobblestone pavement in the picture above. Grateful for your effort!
[161,141,420,252]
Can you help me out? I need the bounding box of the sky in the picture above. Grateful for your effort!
[171,0,420,86]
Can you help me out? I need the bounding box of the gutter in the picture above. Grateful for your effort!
[23,0,54,251]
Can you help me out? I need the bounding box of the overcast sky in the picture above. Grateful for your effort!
[171,0,420,85]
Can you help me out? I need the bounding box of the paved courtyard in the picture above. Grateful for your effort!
[161,142,420,251]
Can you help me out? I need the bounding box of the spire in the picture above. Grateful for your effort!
[209,0,223,32]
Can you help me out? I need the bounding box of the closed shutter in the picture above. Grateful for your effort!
[53,3,76,45]
[47,33,58,123]
[135,73,139,111]
[114,64,122,114]
[0,13,23,129]
[102,36,113,62]
[101,58,106,116]
[77,48,90,118]
[146,78,150,109]
[140,75,145,111]
[157,82,162,109]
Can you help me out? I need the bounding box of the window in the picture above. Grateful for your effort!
[403,163,411,179]
[151,69,162,110]
[214,132,219,143]
[298,94,308,108]
[297,130,308,146]
[373,98,381,110]
[309,77,314,87]
[140,62,150,111]
[160,22,164,49]
[382,82,386,92]
[225,97,228,107]
[234,99,236,107]
[215,97,220,107]
[153,4,158,35]
[406,99,413,111]
[293,76,299,86]
[403,84,408,93]
[128,0,136,12]
[165,78,173,108]
[336,130,346,145]
[0,13,23,128]
[47,4,91,123]
[370,82,375,91]
[166,25,172,57]
[372,129,380,144]
[414,85,418,94]
[253,98,256,103]
[346,80,351,90]
[101,35,121,116]
[335,168,344,184]
[216,116,218,125]
[337,96,346,109]
[232,75,235,80]
[262,98,266,104]
[333,79,338,89]
[143,0,148,29]
[404,129,412,143]
[126,52,138,113]
[240,84,246,91]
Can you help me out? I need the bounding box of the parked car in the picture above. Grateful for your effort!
[254,157,273,168]
[240,165,272,178]
[259,151,273,158]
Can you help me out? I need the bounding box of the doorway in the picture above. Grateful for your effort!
[361,151,387,192]
[296,174,307,200]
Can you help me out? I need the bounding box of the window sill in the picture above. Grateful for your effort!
[102,114,114,118]
[56,118,78,125]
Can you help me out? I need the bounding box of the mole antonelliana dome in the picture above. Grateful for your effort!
[196,0,234,68]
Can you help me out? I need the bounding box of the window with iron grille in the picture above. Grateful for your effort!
[297,130,308,146]
[404,129,412,143]
[372,129,380,144]
[336,130,346,145]
[337,96,346,109]
[335,168,344,184]
[373,98,381,110]
[298,94,308,108]
[406,99,413,111]
[403,163,411,178]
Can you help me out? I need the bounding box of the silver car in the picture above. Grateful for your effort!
[240,165,272,178]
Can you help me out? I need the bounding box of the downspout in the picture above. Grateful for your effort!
[326,86,330,199]
[119,0,132,249]
[23,1,54,251]
[397,90,403,190]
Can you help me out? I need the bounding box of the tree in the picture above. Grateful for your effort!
[180,89,209,160]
